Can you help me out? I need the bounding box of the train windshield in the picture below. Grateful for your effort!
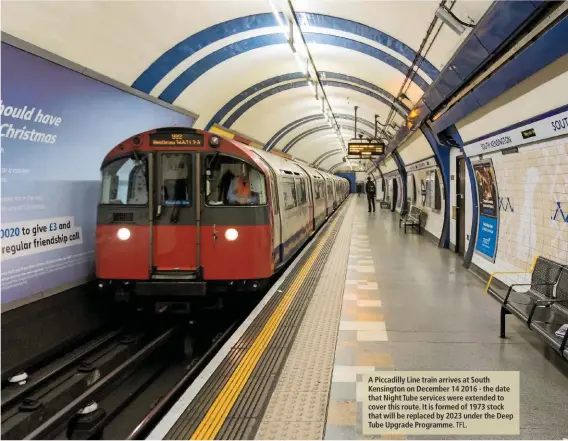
[100,154,148,205]
[205,154,266,206]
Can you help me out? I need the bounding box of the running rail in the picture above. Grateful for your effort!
[25,328,176,440]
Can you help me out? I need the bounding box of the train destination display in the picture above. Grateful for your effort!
[149,132,204,146]
[348,141,385,157]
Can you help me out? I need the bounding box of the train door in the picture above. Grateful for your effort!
[295,164,315,232]
[305,175,314,233]
[326,179,332,215]
[269,168,283,265]
[151,152,198,273]
[456,156,466,256]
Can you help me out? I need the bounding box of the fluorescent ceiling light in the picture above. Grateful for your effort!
[294,52,308,76]
[269,0,289,38]
[435,6,466,35]
[308,80,317,97]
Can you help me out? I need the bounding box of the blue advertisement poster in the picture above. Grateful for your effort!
[1,43,195,306]
[473,160,499,262]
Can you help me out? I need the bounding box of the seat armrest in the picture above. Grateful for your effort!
[485,255,542,295]
[484,271,532,294]
[504,282,556,304]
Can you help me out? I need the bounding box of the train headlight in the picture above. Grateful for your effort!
[225,228,238,241]
[117,228,131,241]
[209,136,220,148]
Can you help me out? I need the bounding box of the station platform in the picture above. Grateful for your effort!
[149,197,568,440]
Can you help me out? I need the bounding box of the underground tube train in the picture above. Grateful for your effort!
[96,128,349,312]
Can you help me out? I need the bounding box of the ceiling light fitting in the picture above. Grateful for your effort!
[435,5,475,36]
[269,0,342,150]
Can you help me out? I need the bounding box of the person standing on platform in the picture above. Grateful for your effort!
[365,176,376,212]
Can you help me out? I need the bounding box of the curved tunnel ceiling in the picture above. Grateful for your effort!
[2,0,493,170]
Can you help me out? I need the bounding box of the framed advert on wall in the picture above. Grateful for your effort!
[473,159,500,262]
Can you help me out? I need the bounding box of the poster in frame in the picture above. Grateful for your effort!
[473,159,500,262]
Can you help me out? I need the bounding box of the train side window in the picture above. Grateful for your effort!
[204,154,267,206]
[160,153,191,206]
[100,154,148,205]
[314,179,321,199]
[282,176,297,210]
[269,169,279,215]
[296,178,307,205]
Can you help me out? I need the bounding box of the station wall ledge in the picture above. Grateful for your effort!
[1,32,199,121]
[462,104,568,155]
[377,2,564,162]
[404,156,437,172]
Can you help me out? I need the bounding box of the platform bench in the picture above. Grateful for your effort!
[401,206,422,234]
[398,208,409,228]
[485,256,568,359]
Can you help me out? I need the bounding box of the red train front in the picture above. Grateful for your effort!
[96,127,274,313]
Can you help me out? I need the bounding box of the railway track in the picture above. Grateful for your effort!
[3,224,307,440]
[1,322,171,439]
[1,298,252,440]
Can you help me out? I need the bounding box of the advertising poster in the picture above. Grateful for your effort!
[473,160,499,262]
[1,43,195,306]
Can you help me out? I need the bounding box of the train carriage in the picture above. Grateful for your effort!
[96,128,348,312]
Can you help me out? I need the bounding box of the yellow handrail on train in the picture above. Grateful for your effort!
[484,254,540,294]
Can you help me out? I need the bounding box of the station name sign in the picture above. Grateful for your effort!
[463,108,568,156]
[149,132,204,147]
[348,142,385,157]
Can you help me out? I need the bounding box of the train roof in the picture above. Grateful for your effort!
[101,128,348,182]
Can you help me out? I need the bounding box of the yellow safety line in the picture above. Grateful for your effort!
[189,211,342,440]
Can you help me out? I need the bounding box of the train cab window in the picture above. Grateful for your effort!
[205,154,266,206]
[100,154,148,205]
[160,154,191,206]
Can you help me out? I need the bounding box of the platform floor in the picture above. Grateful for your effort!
[323,198,568,440]
[150,197,568,440]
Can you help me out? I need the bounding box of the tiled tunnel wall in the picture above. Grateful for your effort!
[470,135,568,286]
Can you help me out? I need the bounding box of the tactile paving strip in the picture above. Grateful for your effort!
[255,199,355,440]
[165,200,351,440]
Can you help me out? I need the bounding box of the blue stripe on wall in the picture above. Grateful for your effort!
[322,72,395,100]
[157,33,430,104]
[306,33,429,91]
[283,126,335,153]
[314,148,344,166]
[265,115,324,149]
[223,79,404,128]
[206,72,304,131]
[159,34,285,103]
[132,12,439,94]
[266,113,376,151]
[298,13,438,79]
[207,71,395,131]
[319,151,344,167]
[283,124,374,153]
